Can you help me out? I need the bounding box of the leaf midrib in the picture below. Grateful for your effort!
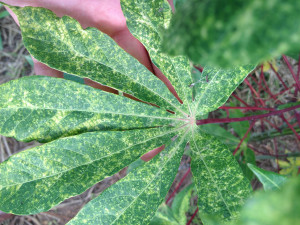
[0,126,185,189]
[248,165,281,190]
[21,12,187,116]
[191,128,234,217]
[0,107,185,121]
[110,127,190,224]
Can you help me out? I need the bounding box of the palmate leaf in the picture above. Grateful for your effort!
[67,127,190,225]
[6,4,186,115]
[190,126,252,222]
[0,76,183,142]
[0,125,184,215]
[0,1,254,224]
[193,65,255,117]
[247,164,287,191]
[121,0,193,113]
[162,0,300,67]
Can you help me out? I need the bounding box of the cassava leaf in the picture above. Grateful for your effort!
[247,163,287,191]
[162,0,300,67]
[0,76,182,142]
[67,128,190,225]
[190,127,252,222]
[193,65,255,117]
[121,0,193,113]
[200,124,240,148]
[0,126,183,215]
[6,4,185,115]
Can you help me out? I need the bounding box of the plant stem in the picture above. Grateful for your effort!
[232,93,251,107]
[166,168,191,204]
[196,105,300,125]
[187,207,199,225]
[244,78,266,107]
[282,55,300,91]
[219,106,275,111]
[280,115,300,140]
[269,62,289,90]
[233,121,256,155]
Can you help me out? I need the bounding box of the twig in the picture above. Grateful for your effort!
[196,105,300,125]
[233,121,256,155]
[282,55,300,91]
[166,168,191,204]
[186,207,199,225]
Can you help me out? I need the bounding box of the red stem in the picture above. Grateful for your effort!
[219,106,275,111]
[248,145,283,157]
[187,207,199,225]
[280,115,300,140]
[295,54,300,96]
[263,118,281,132]
[260,70,277,100]
[244,78,266,107]
[196,105,300,125]
[166,168,191,204]
[297,54,300,80]
[269,63,289,90]
[233,120,256,155]
[282,55,300,91]
[270,84,295,99]
[232,93,251,107]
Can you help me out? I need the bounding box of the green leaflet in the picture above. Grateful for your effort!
[0,76,182,142]
[0,126,183,215]
[193,65,254,117]
[162,0,300,67]
[68,128,190,225]
[238,177,300,225]
[200,124,240,148]
[121,0,193,112]
[7,5,185,115]
[247,164,287,191]
[190,127,252,222]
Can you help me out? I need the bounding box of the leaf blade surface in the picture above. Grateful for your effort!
[247,163,287,191]
[67,128,190,225]
[121,0,193,112]
[190,127,252,221]
[0,76,181,142]
[0,127,182,215]
[7,4,184,114]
